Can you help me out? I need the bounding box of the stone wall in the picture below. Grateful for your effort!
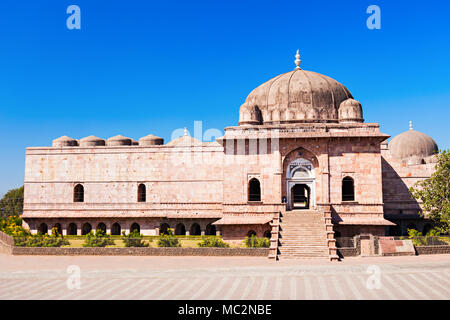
[415,245,450,255]
[11,246,269,256]
[0,231,13,254]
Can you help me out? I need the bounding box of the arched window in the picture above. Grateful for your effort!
[342,177,355,201]
[190,223,201,236]
[130,223,140,233]
[388,225,402,236]
[263,230,271,239]
[247,230,256,237]
[137,184,146,202]
[68,223,77,235]
[74,184,84,202]
[111,223,121,235]
[160,223,170,235]
[97,223,106,233]
[422,224,433,236]
[38,223,48,235]
[175,223,186,235]
[248,178,261,202]
[53,223,62,235]
[205,223,216,236]
[82,223,92,235]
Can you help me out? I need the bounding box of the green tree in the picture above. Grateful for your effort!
[409,150,450,234]
[0,186,24,217]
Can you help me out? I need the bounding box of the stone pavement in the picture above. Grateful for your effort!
[0,254,449,300]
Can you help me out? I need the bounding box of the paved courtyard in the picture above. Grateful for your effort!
[0,253,449,300]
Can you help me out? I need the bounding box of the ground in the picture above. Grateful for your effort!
[0,254,449,300]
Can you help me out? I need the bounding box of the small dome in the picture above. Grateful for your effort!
[52,136,78,147]
[338,98,363,123]
[106,135,132,146]
[139,134,164,146]
[238,104,262,125]
[79,135,106,147]
[389,125,438,161]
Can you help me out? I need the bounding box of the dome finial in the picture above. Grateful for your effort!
[295,50,301,69]
[409,120,413,130]
[184,127,188,136]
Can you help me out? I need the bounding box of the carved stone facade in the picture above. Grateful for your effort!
[21,58,438,242]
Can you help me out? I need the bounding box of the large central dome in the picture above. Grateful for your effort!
[239,54,359,125]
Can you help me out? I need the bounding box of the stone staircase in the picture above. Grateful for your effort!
[276,209,338,261]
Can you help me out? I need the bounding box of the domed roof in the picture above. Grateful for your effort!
[389,122,438,161]
[166,130,202,147]
[79,135,105,147]
[139,134,164,146]
[106,135,132,146]
[338,98,363,123]
[52,136,78,147]
[239,52,353,125]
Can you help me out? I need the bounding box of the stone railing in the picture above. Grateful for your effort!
[268,211,280,260]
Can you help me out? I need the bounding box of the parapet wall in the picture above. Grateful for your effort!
[11,246,269,256]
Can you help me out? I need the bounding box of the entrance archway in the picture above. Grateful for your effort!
[291,184,310,209]
[286,158,316,210]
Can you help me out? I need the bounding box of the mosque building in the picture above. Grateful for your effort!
[21,51,438,260]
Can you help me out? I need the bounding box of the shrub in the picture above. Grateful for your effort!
[0,215,30,237]
[157,228,181,247]
[198,236,230,248]
[244,235,270,248]
[408,228,426,246]
[82,230,115,247]
[14,228,69,247]
[122,230,149,247]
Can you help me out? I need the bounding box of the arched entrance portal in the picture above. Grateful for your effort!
[286,158,316,210]
[291,184,310,209]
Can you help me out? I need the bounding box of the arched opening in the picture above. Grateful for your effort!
[388,224,402,236]
[74,184,84,202]
[190,223,201,236]
[137,184,146,202]
[247,230,256,237]
[130,223,140,234]
[291,184,310,209]
[248,178,261,202]
[38,223,48,235]
[73,184,84,202]
[175,223,186,235]
[82,223,92,235]
[96,223,106,233]
[422,223,433,236]
[263,229,271,239]
[342,177,355,201]
[205,223,216,236]
[53,223,62,235]
[285,157,316,211]
[111,223,121,235]
[67,223,77,235]
[160,223,170,235]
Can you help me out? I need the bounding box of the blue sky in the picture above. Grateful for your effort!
[0,0,449,196]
